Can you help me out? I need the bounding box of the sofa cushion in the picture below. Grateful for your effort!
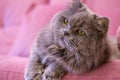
[9,5,65,57]
[0,56,120,80]
[50,0,88,6]
[0,26,20,55]
[3,0,34,27]
[35,0,49,5]
[116,26,120,50]
[50,0,72,6]
[0,0,7,27]
[0,0,49,27]
[0,56,28,80]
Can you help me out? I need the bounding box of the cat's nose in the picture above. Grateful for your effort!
[64,29,69,35]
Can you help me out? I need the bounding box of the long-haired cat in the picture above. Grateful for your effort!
[25,0,110,80]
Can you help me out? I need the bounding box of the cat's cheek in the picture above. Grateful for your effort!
[58,28,65,38]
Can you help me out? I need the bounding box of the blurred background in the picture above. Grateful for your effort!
[0,0,120,56]
[0,0,120,80]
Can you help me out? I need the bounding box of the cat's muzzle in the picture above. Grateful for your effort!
[64,29,69,35]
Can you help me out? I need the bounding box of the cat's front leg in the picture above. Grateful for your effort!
[25,53,44,80]
[42,63,66,80]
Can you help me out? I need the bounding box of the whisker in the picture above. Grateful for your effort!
[64,38,80,65]
[69,39,78,48]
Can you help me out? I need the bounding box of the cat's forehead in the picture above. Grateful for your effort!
[60,9,94,20]
[70,12,92,19]
[68,12,96,25]
[52,8,98,24]
[51,9,75,22]
[58,9,75,18]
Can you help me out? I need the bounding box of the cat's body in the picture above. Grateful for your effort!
[25,0,110,80]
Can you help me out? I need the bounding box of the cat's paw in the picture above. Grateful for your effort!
[42,73,61,80]
[25,72,43,80]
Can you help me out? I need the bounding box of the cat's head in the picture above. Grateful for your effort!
[51,0,109,42]
[51,0,109,73]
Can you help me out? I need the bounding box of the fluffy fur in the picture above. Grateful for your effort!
[25,0,110,80]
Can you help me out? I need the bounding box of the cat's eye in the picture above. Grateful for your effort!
[78,30,85,35]
[63,18,68,25]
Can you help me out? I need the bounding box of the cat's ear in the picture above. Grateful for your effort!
[70,0,83,10]
[72,0,83,8]
[96,17,109,37]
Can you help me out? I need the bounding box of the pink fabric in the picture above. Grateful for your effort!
[50,0,86,6]
[116,26,120,49]
[3,26,20,39]
[0,0,49,27]
[3,0,35,27]
[50,0,72,6]
[0,27,19,55]
[0,46,11,55]
[94,0,120,36]
[0,56,120,80]
[85,0,95,10]
[0,28,13,55]
[0,28,13,46]
[9,5,65,57]
[0,0,7,27]
[35,0,49,5]
[0,56,28,80]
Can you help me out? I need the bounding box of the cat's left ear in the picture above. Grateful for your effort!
[96,17,109,37]
[70,0,83,9]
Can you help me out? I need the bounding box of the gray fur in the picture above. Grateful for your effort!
[25,0,110,80]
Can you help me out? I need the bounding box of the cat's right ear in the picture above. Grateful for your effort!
[96,17,109,37]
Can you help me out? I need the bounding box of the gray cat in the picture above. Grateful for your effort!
[24,0,110,80]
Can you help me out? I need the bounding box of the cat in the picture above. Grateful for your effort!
[24,0,110,80]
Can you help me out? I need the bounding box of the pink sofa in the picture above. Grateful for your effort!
[0,0,120,80]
